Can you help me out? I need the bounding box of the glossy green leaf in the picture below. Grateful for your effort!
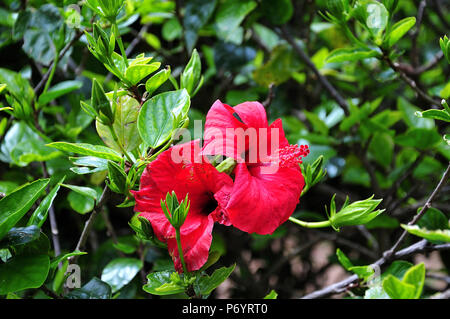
[61,184,98,201]
[38,80,83,105]
[0,179,49,240]
[415,109,450,122]
[143,271,186,295]
[50,251,87,270]
[326,47,380,63]
[67,277,112,299]
[96,96,142,153]
[137,89,190,148]
[145,67,171,96]
[101,258,143,293]
[69,156,108,175]
[0,254,50,295]
[125,63,160,86]
[385,17,416,47]
[194,264,236,296]
[403,263,425,299]
[47,142,122,161]
[401,225,450,242]
[27,176,65,228]
[417,207,449,230]
[382,275,416,299]
[0,225,40,249]
[67,191,95,215]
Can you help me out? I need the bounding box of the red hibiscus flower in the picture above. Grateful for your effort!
[202,100,309,235]
[132,140,233,272]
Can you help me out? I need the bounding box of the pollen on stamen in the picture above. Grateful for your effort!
[277,144,310,168]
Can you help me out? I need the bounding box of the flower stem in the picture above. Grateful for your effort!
[289,216,331,228]
[175,227,188,274]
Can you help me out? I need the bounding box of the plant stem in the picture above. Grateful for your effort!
[175,227,188,274]
[42,51,59,95]
[289,216,331,228]
[113,23,129,67]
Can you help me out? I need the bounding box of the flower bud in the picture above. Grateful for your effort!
[328,195,385,230]
[160,192,190,229]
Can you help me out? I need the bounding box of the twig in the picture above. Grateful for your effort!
[410,0,427,68]
[382,52,440,108]
[34,30,83,96]
[69,185,110,264]
[278,26,350,116]
[41,162,61,258]
[301,239,450,298]
[383,161,450,259]
[430,288,450,299]
[262,83,275,109]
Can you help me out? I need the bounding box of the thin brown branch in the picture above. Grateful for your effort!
[301,239,450,299]
[278,26,350,116]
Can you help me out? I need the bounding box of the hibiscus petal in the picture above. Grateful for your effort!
[226,163,305,235]
[132,140,233,271]
[233,101,268,129]
[167,214,214,272]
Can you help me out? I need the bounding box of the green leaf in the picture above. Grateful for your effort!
[101,258,143,293]
[0,254,50,295]
[336,248,354,270]
[264,289,278,299]
[181,49,202,96]
[145,67,171,96]
[137,89,190,148]
[368,132,394,168]
[67,277,112,299]
[382,261,413,280]
[402,263,425,299]
[143,271,186,296]
[47,142,122,161]
[415,109,450,122]
[395,128,441,150]
[50,251,87,270]
[401,225,450,242]
[162,18,182,41]
[214,0,257,44]
[384,17,416,48]
[259,0,293,25]
[397,97,434,129]
[0,225,40,249]
[353,0,389,39]
[96,96,142,153]
[364,286,390,299]
[107,161,127,194]
[0,122,61,167]
[67,191,95,215]
[0,179,49,240]
[27,176,65,228]
[69,156,108,175]
[194,264,236,296]
[382,274,416,299]
[61,184,98,201]
[326,47,380,63]
[183,0,217,53]
[125,62,161,86]
[417,207,449,230]
[38,80,83,105]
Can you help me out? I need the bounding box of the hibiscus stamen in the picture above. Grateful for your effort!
[277,144,310,168]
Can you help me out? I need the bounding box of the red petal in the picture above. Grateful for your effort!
[226,163,305,235]
[133,140,233,271]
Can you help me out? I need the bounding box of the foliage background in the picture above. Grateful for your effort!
[0,0,449,299]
